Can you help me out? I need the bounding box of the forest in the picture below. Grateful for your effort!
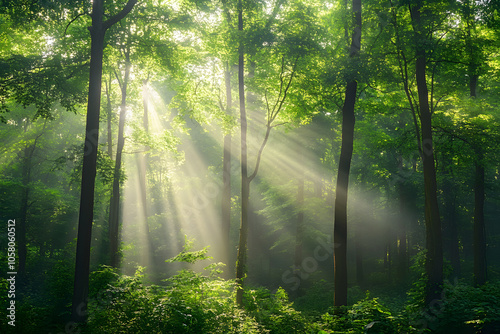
[1,0,500,333]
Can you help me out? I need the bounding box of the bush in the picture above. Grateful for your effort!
[85,239,264,334]
[321,294,397,334]
[244,287,322,334]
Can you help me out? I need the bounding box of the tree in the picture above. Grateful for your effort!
[333,0,361,308]
[71,0,137,323]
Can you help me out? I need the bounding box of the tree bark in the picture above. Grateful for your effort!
[333,0,361,308]
[109,53,130,268]
[410,3,443,305]
[71,0,106,323]
[235,0,248,306]
[71,0,137,323]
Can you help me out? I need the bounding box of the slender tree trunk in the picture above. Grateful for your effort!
[222,61,232,275]
[333,0,361,308]
[235,0,248,306]
[474,157,487,286]
[71,0,136,322]
[410,3,443,305]
[109,55,130,268]
[71,1,105,322]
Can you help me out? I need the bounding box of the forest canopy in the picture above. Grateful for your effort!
[1,0,500,333]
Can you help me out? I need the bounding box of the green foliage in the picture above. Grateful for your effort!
[321,295,398,334]
[244,287,321,334]
[432,281,500,334]
[86,242,264,334]
[165,235,212,264]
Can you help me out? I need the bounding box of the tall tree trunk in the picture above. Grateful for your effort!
[109,54,130,268]
[71,1,137,322]
[222,61,232,275]
[71,0,106,323]
[474,156,487,286]
[235,0,248,306]
[410,3,443,305]
[333,0,361,308]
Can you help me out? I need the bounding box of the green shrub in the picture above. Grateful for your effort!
[434,281,500,334]
[243,287,321,334]
[321,294,397,334]
[85,239,264,333]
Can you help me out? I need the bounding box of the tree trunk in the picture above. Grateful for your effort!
[222,61,232,276]
[71,0,106,323]
[333,0,361,308]
[410,3,443,305]
[473,157,487,286]
[109,54,130,268]
[71,0,136,323]
[235,0,248,306]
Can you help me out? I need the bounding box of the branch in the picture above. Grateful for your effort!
[114,69,123,92]
[271,56,299,121]
[248,56,299,183]
[434,125,471,146]
[248,124,272,183]
[64,12,89,36]
[264,90,271,120]
[271,56,286,117]
[103,0,138,31]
